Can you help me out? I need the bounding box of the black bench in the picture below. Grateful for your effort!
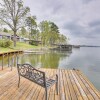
[17,64,58,100]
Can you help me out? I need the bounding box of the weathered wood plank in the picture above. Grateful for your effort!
[59,69,66,100]
[0,67,99,100]
[69,70,83,100]
[48,69,55,100]
[62,70,71,100]
[66,70,78,100]
[76,70,100,99]
[71,70,89,100]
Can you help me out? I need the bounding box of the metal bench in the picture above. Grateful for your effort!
[17,64,58,100]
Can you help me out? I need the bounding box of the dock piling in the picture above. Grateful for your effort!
[2,54,4,70]
[0,50,23,70]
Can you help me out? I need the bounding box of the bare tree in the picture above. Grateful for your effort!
[0,0,30,46]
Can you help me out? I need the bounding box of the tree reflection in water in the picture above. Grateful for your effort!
[18,50,72,68]
[0,51,72,69]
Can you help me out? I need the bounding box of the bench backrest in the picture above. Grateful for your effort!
[17,64,46,87]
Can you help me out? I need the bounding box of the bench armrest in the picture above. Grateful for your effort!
[46,74,58,81]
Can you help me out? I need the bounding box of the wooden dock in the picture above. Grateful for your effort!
[0,50,23,56]
[0,51,23,70]
[0,68,100,100]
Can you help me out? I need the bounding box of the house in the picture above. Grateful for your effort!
[0,32,24,42]
[0,32,11,39]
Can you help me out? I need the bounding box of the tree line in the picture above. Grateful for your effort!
[0,0,68,47]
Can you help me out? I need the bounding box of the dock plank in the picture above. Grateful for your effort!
[0,67,100,100]
[76,70,100,99]
[69,70,83,100]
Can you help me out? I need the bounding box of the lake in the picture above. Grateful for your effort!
[0,47,100,91]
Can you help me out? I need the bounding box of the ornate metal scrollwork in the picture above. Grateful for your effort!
[17,63,58,100]
[17,64,45,86]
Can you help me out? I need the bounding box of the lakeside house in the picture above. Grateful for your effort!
[0,31,11,40]
[0,32,24,42]
[0,32,41,45]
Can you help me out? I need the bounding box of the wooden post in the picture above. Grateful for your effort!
[2,54,4,70]
[11,54,14,71]
[8,53,10,67]
[14,52,15,67]
[17,52,20,65]
[16,54,19,65]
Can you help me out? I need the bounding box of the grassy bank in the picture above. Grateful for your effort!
[0,42,41,53]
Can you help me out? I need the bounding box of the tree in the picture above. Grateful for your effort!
[39,20,69,46]
[3,28,8,33]
[32,29,40,40]
[39,20,60,46]
[49,22,59,45]
[50,22,59,33]
[26,16,37,39]
[0,0,30,46]
[20,27,27,37]
[39,21,50,45]
[59,34,67,44]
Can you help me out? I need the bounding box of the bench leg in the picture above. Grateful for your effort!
[18,75,20,87]
[56,74,58,95]
[45,88,48,100]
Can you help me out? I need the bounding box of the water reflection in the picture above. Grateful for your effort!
[18,50,72,68]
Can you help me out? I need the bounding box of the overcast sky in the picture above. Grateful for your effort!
[24,0,100,45]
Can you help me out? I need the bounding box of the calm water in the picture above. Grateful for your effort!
[0,47,100,91]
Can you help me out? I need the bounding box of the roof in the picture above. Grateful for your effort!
[0,32,11,36]
[0,32,24,39]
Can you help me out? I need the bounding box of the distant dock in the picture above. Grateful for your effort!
[24,50,45,54]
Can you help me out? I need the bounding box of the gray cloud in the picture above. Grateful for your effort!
[89,20,100,27]
[63,21,84,36]
[64,20,100,39]
[52,3,64,14]
[82,0,94,4]
[21,0,100,45]
[89,27,100,38]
